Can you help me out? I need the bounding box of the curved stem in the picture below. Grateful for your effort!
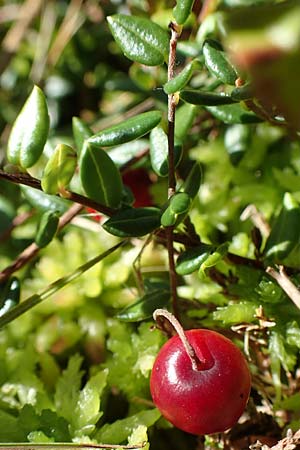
[153,308,201,371]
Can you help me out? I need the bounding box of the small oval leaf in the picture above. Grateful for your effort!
[175,103,197,142]
[173,0,195,25]
[41,144,77,195]
[176,244,215,275]
[181,162,202,199]
[161,192,191,227]
[35,211,60,248]
[264,193,300,262]
[80,143,123,208]
[164,60,199,95]
[0,277,21,317]
[205,104,263,124]
[181,89,237,106]
[203,39,238,85]
[199,242,229,278]
[231,83,254,101]
[88,111,162,148]
[224,124,251,165]
[103,207,161,237]
[150,127,182,177]
[72,117,93,154]
[7,85,50,169]
[107,14,169,66]
[21,186,71,214]
[117,289,170,322]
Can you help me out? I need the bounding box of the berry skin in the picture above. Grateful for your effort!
[150,329,251,435]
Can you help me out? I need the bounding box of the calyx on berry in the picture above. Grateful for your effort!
[150,309,251,435]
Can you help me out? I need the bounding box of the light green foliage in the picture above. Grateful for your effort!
[96,409,160,445]
[104,321,165,399]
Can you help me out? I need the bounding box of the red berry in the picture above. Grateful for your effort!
[150,329,251,435]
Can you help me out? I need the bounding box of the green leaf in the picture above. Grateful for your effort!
[96,409,161,444]
[80,142,123,208]
[108,139,149,168]
[231,83,254,101]
[264,192,300,262]
[54,354,84,426]
[88,111,162,148]
[35,211,59,248]
[176,244,215,275]
[0,410,21,441]
[21,185,71,214]
[72,117,93,154]
[286,321,300,349]
[269,330,296,373]
[41,143,77,195]
[107,14,169,66]
[73,369,108,436]
[181,89,237,106]
[199,242,229,278]
[181,162,202,198]
[161,192,191,227]
[0,277,20,317]
[174,103,197,142]
[7,85,50,169]
[103,207,161,237]
[213,302,257,325]
[205,103,263,124]
[276,392,300,413]
[117,290,170,322]
[224,124,251,165]
[164,60,199,94]
[173,0,195,25]
[202,39,238,85]
[150,126,182,177]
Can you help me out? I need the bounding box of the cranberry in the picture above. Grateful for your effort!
[150,327,251,435]
[122,167,153,208]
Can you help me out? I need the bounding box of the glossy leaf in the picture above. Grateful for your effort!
[199,242,229,278]
[203,39,238,85]
[173,0,195,25]
[176,244,215,275]
[108,139,148,168]
[264,192,300,262]
[103,207,161,237]
[150,127,182,177]
[7,85,50,169]
[0,277,20,318]
[224,124,251,165]
[72,117,93,154]
[181,89,237,106]
[231,84,254,101]
[107,14,169,66]
[181,162,202,198]
[21,185,70,214]
[117,289,170,322]
[164,60,199,95]
[35,211,60,248]
[161,192,191,227]
[175,103,197,142]
[205,103,263,124]
[80,143,122,208]
[41,144,77,195]
[88,111,162,148]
